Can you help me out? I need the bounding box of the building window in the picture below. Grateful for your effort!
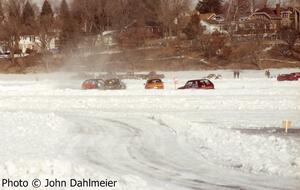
[282,13,289,18]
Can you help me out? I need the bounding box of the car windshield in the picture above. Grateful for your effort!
[186,81,194,87]
[106,79,119,85]
[149,79,161,83]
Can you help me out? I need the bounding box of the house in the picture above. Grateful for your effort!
[281,7,294,27]
[200,13,217,21]
[101,30,119,48]
[201,20,227,34]
[0,42,9,58]
[295,7,300,31]
[19,35,41,54]
[248,4,294,32]
[18,35,59,54]
[0,42,6,54]
[200,13,227,34]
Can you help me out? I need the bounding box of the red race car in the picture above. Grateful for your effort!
[277,74,298,81]
[81,79,104,89]
[178,79,214,89]
[290,72,300,79]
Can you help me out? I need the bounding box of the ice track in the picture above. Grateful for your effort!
[0,70,299,190]
[58,113,299,190]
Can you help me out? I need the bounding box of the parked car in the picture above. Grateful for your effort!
[145,79,164,89]
[82,79,104,89]
[205,74,222,79]
[277,74,298,81]
[290,72,300,79]
[178,79,214,89]
[139,71,165,80]
[103,78,126,90]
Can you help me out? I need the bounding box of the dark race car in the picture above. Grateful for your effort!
[103,78,126,90]
[178,79,214,89]
[81,79,104,89]
[277,74,298,81]
[205,74,222,79]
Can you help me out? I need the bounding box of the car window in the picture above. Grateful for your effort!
[192,81,198,88]
[186,81,193,88]
[198,81,205,87]
[151,79,161,83]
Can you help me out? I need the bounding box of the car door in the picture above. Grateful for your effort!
[198,81,206,88]
[192,81,198,89]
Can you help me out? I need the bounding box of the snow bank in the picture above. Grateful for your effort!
[188,123,300,178]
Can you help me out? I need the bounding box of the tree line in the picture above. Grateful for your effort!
[0,0,192,57]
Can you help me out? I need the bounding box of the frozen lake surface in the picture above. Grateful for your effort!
[0,69,299,190]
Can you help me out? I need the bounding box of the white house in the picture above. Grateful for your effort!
[101,30,119,47]
[0,43,6,54]
[19,35,40,53]
[19,35,59,54]
[0,42,8,57]
[199,13,228,34]
[200,20,228,34]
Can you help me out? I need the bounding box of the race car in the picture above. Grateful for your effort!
[81,79,104,89]
[104,78,126,90]
[277,74,298,81]
[82,78,126,90]
[145,79,164,89]
[178,79,214,89]
[178,79,215,89]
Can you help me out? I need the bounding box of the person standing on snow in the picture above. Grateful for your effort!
[265,70,270,78]
[233,70,240,79]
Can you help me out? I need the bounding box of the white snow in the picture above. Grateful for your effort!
[0,68,299,190]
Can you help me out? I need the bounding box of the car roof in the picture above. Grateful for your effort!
[106,78,120,81]
[85,78,104,81]
[187,79,211,82]
[147,78,162,82]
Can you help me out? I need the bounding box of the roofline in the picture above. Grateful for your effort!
[249,12,272,20]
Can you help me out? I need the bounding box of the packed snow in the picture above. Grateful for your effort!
[0,69,299,190]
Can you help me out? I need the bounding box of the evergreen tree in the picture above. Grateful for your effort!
[39,0,54,50]
[22,1,36,28]
[59,0,77,51]
[196,0,223,14]
[40,0,53,19]
[59,0,71,21]
[183,12,201,39]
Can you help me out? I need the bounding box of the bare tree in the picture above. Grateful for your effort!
[0,0,4,22]
[158,0,191,38]
[278,27,299,57]
[199,31,229,59]
[279,27,298,50]
[1,0,26,63]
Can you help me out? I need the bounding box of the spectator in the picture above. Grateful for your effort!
[265,70,271,78]
[233,70,240,79]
